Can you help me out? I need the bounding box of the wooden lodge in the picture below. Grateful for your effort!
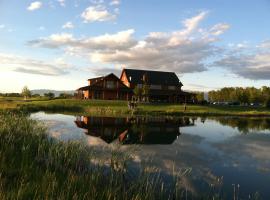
[77,68,195,103]
[77,73,132,100]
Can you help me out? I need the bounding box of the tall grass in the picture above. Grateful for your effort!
[0,111,188,200]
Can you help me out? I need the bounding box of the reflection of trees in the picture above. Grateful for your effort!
[211,117,270,134]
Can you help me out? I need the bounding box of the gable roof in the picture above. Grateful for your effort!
[77,73,131,91]
[121,69,183,86]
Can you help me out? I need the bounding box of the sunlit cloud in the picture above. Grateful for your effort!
[28,12,229,75]
[81,5,116,23]
[62,22,74,29]
[27,1,42,11]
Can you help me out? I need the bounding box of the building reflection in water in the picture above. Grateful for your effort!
[74,116,195,144]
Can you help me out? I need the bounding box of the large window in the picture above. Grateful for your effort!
[137,84,143,88]
[168,86,176,90]
[150,85,162,89]
[106,81,116,89]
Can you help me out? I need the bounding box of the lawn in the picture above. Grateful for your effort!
[1,98,268,116]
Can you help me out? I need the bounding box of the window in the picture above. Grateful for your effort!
[168,86,176,90]
[137,84,143,88]
[94,91,101,99]
[150,85,162,89]
[106,81,116,89]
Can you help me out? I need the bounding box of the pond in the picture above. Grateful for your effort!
[31,112,270,199]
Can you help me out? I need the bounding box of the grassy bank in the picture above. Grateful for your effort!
[0,111,188,199]
[1,97,270,116]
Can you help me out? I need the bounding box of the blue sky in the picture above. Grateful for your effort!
[0,0,270,92]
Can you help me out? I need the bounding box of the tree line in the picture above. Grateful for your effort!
[208,86,270,106]
[0,86,74,100]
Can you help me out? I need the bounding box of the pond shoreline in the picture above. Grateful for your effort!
[2,98,270,117]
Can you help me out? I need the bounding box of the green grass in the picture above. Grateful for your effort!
[0,111,190,200]
[1,97,270,116]
[19,99,270,117]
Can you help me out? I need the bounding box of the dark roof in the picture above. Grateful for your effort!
[122,69,183,86]
[87,76,103,81]
[149,89,189,96]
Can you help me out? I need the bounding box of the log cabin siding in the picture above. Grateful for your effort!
[77,73,132,100]
[77,69,195,103]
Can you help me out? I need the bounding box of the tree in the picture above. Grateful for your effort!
[142,84,150,102]
[59,93,72,99]
[21,86,31,100]
[133,85,142,102]
[44,92,55,99]
[195,92,204,103]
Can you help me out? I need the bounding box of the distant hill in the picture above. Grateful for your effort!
[31,89,75,97]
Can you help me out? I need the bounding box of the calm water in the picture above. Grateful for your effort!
[31,112,270,199]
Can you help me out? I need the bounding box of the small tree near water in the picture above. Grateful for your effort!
[142,84,150,102]
[133,85,142,102]
[21,86,31,100]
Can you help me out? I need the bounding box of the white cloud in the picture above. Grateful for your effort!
[81,5,116,23]
[110,0,120,5]
[181,11,208,36]
[27,1,42,11]
[0,24,5,29]
[28,29,136,50]
[28,12,231,75]
[62,22,74,29]
[28,33,74,48]
[209,23,230,36]
[0,53,69,76]
[57,0,65,7]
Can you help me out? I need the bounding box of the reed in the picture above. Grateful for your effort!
[0,111,187,200]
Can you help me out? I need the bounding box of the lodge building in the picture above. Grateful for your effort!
[77,68,194,103]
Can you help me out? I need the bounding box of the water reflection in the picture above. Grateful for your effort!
[31,112,270,199]
[74,116,195,144]
[209,117,270,133]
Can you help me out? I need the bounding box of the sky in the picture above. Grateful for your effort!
[0,0,270,92]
